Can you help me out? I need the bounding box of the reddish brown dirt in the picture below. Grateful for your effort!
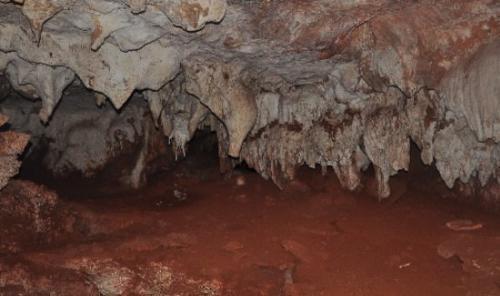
[3,153,500,295]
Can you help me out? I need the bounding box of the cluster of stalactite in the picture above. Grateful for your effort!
[0,0,499,200]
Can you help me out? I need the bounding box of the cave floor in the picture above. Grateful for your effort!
[5,158,500,296]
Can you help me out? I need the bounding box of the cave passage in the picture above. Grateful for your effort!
[3,127,500,295]
[1,0,500,294]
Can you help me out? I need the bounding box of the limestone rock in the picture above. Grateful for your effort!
[0,0,499,201]
[0,113,29,190]
[0,89,172,189]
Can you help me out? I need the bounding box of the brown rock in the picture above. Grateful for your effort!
[223,241,244,253]
[281,240,312,263]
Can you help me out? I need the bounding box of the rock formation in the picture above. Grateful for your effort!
[0,180,78,253]
[0,180,224,295]
[0,0,499,200]
[0,113,29,190]
[1,87,173,188]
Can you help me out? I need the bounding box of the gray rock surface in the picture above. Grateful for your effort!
[0,113,29,190]
[0,0,499,200]
[0,88,172,188]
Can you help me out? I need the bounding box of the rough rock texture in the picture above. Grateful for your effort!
[0,180,79,254]
[0,180,223,295]
[0,260,100,295]
[0,256,223,295]
[0,0,500,200]
[1,88,173,188]
[0,113,29,190]
[62,259,222,296]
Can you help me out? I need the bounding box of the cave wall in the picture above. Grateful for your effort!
[0,113,29,190]
[0,88,173,188]
[0,0,499,199]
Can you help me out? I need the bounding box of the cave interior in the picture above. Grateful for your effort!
[1,0,500,295]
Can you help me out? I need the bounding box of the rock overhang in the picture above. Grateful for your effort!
[0,0,499,201]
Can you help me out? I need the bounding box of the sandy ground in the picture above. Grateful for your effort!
[1,149,500,295]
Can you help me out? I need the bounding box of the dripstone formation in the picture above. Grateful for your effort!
[0,0,499,200]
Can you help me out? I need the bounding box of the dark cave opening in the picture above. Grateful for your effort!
[2,93,500,296]
[17,125,222,201]
[9,100,492,214]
